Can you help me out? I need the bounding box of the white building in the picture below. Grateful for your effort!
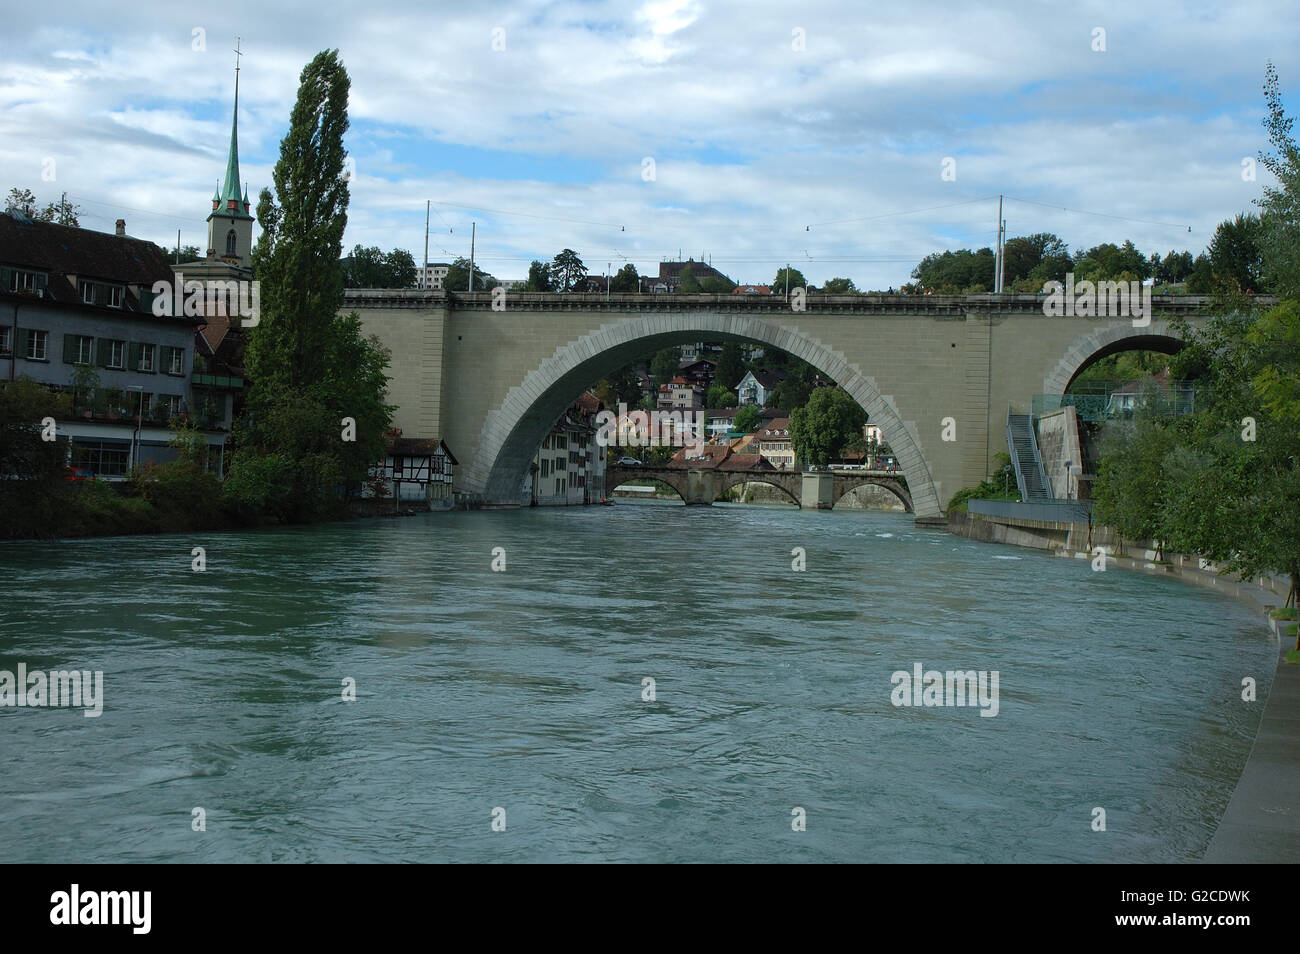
[415,263,450,290]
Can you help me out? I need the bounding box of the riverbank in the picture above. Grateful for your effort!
[947,508,1296,863]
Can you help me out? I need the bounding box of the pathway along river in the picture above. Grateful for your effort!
[0,501,1274,862]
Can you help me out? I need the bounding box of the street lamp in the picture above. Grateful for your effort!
[1063,460,1073,500]
[1002,463,1012,497]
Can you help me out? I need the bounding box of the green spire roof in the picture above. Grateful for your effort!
[213,66,252,220]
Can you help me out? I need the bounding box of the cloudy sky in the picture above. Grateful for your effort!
[1,0,1295,288]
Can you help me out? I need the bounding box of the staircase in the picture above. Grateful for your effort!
[1006,410,1050,500]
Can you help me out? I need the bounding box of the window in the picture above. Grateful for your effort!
[7,268,47,295]
[157,394,182,418]
[225,229,237,256]
[79,281,123,308]
[108,340,125,369]
[165,346,184,375]
[26,329,48,360]
[0,326,9,355]
[64,334,94,365]
[393,456,404,476]
[71,441,129,477]
[137,343,155,372]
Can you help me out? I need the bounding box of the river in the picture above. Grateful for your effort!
[0,501,1273,862]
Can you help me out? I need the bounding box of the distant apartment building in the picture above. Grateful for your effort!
[645,259,732,293]
[657,377,704,411]
[0,211,229,477]
[754,417,795,469]
[525,392,606,505]
[735,369,784,406]
[414,263,451,290]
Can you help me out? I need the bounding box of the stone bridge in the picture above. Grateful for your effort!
[346,290,1222,521]
[605,465,913,511]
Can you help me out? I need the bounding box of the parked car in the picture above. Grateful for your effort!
[63,466,93,482]
[617,456,643,466]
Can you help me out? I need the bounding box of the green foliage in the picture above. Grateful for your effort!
[676,265,701,294]
[610,263,639,293]
[342,245,417,288]
[772,266,807,294]
[444,256,496,292]
[820,277,857,294]
[699,274,735,293]
[551,249,586,291]
[769,358,821,410]
[232,50,393,523]
[1257,60,1300,301]
[526,260,554,292]
[1207,213,1266,295]
[911,248,995,292]
[650,347,680,385]
[1092,416,1178,550]
[1248,300,1300,421]
[733,404,761,433]
[705,384,737,409]
[789,387,865,467]
[715,340,744,391]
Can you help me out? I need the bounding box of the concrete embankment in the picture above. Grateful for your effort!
[946,508,1296,863]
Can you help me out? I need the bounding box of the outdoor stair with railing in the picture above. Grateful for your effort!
[1006,409,1050,500]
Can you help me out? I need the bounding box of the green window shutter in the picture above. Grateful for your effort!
[97,338,112,367]
[129,342,141,371]
[63,333,77,363]
[0,267,10,292]
[15,328,28,357]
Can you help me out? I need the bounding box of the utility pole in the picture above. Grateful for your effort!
[607,263,611,301]
[176,229,181,265]
[468,221,476,293]
[785,263,790,301]
[994,194,1003,293]
[423,200,430,288]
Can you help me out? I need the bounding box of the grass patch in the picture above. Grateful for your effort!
[1286,649,1300,665]
[1270,606,1298,620]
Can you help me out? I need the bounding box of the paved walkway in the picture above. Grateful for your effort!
[1204,623,1300,863]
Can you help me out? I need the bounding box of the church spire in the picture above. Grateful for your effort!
[217,38,251,219]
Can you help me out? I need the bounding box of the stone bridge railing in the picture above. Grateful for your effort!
[606,465,913,512]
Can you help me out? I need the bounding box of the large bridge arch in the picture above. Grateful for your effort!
[830,476,914,512]
[465,312,945,516]
[1042,321,1189,395]
[715,473,801,506]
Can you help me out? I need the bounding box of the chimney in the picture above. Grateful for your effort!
[114,219,126,237]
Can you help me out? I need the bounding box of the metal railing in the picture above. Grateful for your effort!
[968,498,1093,523]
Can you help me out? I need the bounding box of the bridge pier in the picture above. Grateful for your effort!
[682,470,719,505]
[800,472,833,509]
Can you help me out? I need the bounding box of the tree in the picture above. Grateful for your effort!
[444,256,496,292]
[610,263,639,293]
[40,192,81,227]
[1092,410,1179,557]
[526,260,554,292]
[715,340,744,391]
[1207,213,1266,295]
[676,265,701,294]
[1186,253,1214,294]
[551,249,587,291]
[5,187,37,214]
[1257,60,1300,300]
[789,387,866,467]
[769,358,822,410]
[0,378,71,537]
[821,277,857,294]
[734,404,761,433]
[772,266,808,295]
[154,243,204,265]
[700,274,735,293]
[705,384,738,409]
[342,245,417,288]
[650,347,680,385]
[231,50,392,522]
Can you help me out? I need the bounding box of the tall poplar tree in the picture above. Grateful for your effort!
[227,50,392,521]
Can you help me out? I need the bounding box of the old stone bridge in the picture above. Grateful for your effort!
[345,289,1219,521]
[605,464,913,510]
